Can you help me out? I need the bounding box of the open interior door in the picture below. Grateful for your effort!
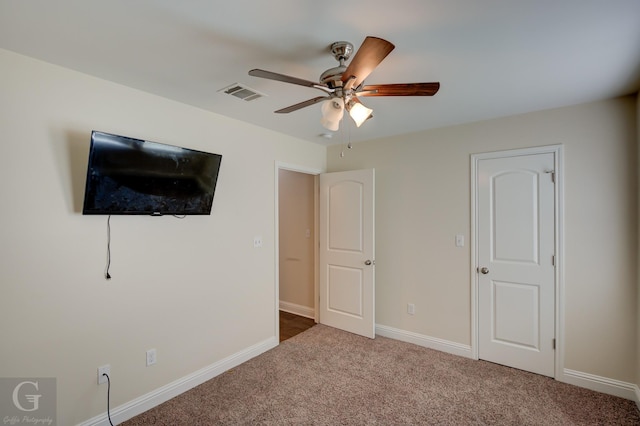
[319,169,375,338]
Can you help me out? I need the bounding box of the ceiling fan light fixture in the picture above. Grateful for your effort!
[347,101,373,127]
[320,98,344,131]
[320,117,340,131]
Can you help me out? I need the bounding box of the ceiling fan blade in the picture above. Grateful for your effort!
[275,96,329,113]
[249,69,329,91]
[358,82,440,97]
[341,37,395,88]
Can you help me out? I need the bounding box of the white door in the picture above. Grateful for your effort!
[319,169,375,338]
[477,152,556,377]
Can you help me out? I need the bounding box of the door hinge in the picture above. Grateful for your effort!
[544,170,555,183]
[552,338,556,350]
[552,255,555,266]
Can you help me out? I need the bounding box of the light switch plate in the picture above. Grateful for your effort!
[146,348,157,366]
[407,303,415,315]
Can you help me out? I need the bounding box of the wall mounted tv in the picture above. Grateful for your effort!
[82,131,222,215]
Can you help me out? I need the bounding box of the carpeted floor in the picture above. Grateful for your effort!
[123,324,640,425]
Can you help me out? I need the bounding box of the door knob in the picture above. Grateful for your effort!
[479,267,489,274]
[364,260,374,266]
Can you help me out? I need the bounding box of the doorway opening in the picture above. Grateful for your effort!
[275,164,321,342]
[275,164,377,341]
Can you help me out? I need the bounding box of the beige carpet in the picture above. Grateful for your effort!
[123,324,640,425]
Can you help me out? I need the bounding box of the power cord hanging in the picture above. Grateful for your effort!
[105,215,112,280]
[103,373,115,426]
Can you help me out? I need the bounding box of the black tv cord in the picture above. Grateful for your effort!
[105,215,112,280]
[103,372,115,426]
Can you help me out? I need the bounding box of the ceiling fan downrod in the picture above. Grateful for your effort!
[319,41,354,88]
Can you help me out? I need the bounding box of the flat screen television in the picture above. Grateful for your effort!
[82,131,222,215]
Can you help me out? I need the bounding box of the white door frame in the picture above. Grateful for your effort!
[470,145,564,378]
[274,162,323,342]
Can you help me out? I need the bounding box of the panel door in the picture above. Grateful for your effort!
[478,153,555,377]
[319,169,375,338]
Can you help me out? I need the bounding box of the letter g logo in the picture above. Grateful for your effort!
[12,380,41,412]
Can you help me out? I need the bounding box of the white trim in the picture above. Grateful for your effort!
[470,145,565,379]
[274,162,323,342]
[376,324,473,359]
[79,337,278,426]
[560,369,639,402]
[279,300,315,319]
[275,162,324,175]
[554,146,566,380]
[470,153,478,360]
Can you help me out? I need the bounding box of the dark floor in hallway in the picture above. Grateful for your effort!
[279,310,315,342]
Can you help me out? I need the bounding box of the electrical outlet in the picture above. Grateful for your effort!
[407,303,415,315]
[97,364,110,385]
[253,236,263,248]
[146,348,157,366]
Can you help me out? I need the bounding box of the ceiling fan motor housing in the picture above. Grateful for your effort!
[320,41,354,88]
[320,65,346,88]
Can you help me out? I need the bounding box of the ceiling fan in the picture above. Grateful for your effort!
[248,36,440,131]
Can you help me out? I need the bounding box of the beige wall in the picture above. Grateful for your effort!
[328,96,638,384]
[0,49,325,424]
[278,169,315,312]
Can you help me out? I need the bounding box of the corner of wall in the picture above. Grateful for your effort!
[636,91,640,408]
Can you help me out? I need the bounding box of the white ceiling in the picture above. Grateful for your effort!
[1,0,639,146]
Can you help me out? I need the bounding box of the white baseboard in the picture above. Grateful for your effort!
[79,336,278,426]
[377,325,640,407]
[561,368,639,403]
[375,324,473,359]
[279,300,315,319]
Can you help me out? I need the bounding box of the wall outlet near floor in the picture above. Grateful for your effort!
[407,303,416,315]
[146,348,157,366]
[253,236,263,248]
[97,364,110,385]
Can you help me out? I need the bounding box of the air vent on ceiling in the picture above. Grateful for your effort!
[219,83,265,101]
